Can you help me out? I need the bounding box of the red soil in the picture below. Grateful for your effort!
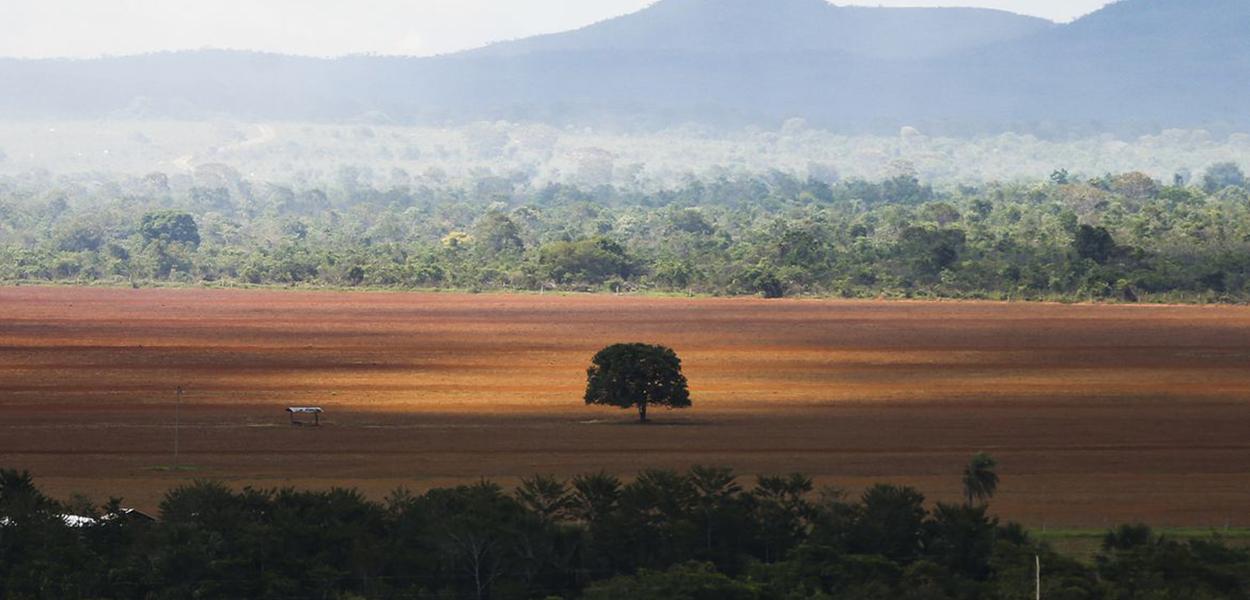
[1,286,1248,527]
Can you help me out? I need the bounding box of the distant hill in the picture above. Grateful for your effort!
[0,52,339,120]
[947,0,1250,127]
[0,0,1247,133]
[469,0,1053,60]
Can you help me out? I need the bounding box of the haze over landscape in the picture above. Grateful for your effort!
[3,1,1113,59]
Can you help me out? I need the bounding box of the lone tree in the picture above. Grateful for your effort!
[584,343,690,423]
[962,452,999,506]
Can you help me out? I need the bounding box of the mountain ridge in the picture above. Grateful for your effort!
[467,0,1054,61]
[0,0,1246,133]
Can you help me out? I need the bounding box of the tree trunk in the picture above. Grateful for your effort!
[706,514,713,552]
[638,402,648,423]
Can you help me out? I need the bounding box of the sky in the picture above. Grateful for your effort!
[0,0,1116,59]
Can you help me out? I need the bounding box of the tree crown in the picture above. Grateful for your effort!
[584,343,691,421]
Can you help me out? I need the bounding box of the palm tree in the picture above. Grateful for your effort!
[962,453,999,505]
[515,474,573,523]
[570,471,622,524]
[688,466,742,552]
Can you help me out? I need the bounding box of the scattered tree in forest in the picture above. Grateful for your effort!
[139,211,200,247]
[1202,162,1246,194]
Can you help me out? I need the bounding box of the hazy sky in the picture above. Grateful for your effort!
[1,0,1116,59]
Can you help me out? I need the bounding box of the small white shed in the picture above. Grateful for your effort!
[286,406,324,426]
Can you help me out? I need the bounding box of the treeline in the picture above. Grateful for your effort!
[1,163,1249,302]
[1,464,1247,599]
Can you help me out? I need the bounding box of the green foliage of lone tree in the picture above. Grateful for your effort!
[585,343,691,423]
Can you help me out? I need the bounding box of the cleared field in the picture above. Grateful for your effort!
[1,285,1249,527]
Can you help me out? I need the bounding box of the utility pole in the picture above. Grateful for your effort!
[1035,554,1041,600]
[174,386,183,471]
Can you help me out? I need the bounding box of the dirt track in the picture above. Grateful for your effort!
[1,286,1248,527]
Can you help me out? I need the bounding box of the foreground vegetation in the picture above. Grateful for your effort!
[1035,528,1250,564]
[2,464,1248,599]
[2,163,1250,303]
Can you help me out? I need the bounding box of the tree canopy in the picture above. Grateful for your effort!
[138,210,201,247]
[3,462,1246,599]
[961,453,999,505]
[1202,162,1247,194]
[585,343,691,422]
[4,167,1250,303]
[1074,225,1116,264]
[540,237,636,286]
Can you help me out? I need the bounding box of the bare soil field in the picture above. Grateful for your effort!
[1,285,1248,527]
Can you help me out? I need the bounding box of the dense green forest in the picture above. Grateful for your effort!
[2,162,1249,302]
[2,464,1247,599]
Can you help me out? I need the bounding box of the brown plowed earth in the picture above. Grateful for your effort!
[2,285,1249,527]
